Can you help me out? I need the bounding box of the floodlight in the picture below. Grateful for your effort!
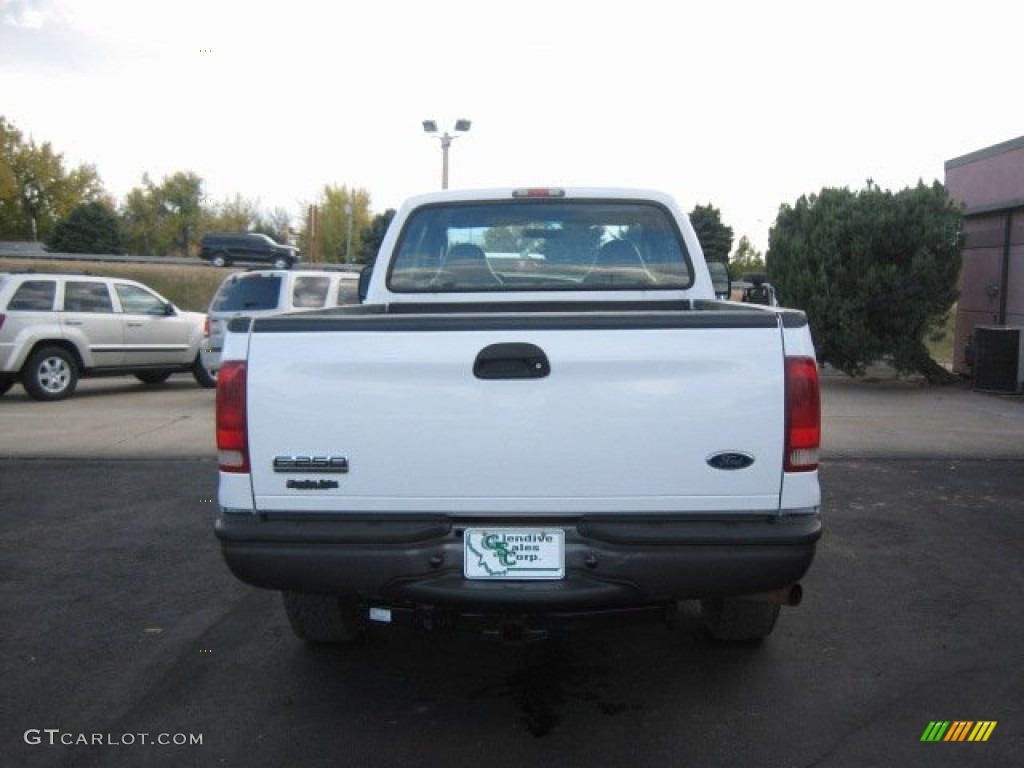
[421,117,472,189]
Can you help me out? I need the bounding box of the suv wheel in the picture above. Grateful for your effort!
[192,355,217,388]
[281,591,365,644]
[272,257,291,270]
[699,597,780,641]
[136,372,172,385]
[212,253,230,268]
[23,346,79,401]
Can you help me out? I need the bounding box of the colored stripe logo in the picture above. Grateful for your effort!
[921,721,997,742]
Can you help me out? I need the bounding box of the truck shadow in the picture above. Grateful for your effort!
[282,602,774,741]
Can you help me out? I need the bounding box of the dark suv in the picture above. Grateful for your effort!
[199,232,299,269]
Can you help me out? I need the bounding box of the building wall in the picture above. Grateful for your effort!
[946,137,1024,209]
[944,137,1024,374]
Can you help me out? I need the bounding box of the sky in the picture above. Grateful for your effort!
[1,0,1020,253]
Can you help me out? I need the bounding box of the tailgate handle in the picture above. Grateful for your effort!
[473,342,550,380]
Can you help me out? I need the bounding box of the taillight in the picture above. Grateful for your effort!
[216,360,249,473]
[784,357,820,472]
[0,313,5,330]
[203,316,210,338]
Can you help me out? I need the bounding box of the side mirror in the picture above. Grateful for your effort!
[164,302,176,316]
[357,263,374,304]
[707,261,731,300]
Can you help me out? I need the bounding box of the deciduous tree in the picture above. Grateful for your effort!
[299,185,372,263]
[258,206,294,246]
[120,171,203,256]
[729,235,766,280]
[0,116,106,240]
[205,194,261,234]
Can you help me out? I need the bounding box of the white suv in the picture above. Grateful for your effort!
[200,268,360,374]
[0,272,214,401]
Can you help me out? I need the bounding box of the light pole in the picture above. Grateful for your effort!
[422,118,471,189]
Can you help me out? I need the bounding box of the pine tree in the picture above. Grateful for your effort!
[769,182,962,383]
[47,201,123,254]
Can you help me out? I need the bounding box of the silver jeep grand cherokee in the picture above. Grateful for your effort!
[0,271,214,400]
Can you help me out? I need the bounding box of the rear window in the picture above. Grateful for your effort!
[291,276,330,308]
[388,200,693,293]
[210,274,282,311]
[8,279,57,311]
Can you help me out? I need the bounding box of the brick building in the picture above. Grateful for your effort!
[944,136,1024,382]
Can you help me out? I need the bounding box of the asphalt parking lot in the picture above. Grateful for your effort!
[1,372,1022,767]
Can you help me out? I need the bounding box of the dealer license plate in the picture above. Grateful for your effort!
[463,528,565,580]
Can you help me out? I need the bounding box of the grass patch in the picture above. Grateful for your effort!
[0,258,243,312]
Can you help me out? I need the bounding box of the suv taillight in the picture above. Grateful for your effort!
[0,313,5,330]
[203,316,210,338]
[216,361,249,473]
[784,357,820,472]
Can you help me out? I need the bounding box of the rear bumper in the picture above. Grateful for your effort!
[216,512,821,612]
[199,344,221,373]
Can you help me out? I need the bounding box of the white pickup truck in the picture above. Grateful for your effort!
[215,188,821,644]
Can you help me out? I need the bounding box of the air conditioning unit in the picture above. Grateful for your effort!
[972,326,1024,394]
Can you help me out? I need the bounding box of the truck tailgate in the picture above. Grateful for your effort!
[245,312,786,516]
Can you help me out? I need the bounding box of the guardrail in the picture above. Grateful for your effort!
[0,244,198,266]
[0,244,361,271]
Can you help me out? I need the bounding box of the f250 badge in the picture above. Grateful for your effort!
[273,456,349,473]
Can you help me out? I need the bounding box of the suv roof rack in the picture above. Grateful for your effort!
[238,265,361,274]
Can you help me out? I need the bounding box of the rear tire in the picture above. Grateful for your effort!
[281,592,365,644]
[212,253,229,268]
[273,257,291,270]
[22,346,78,401]
[700,597,780,641]
[192,355,217,388]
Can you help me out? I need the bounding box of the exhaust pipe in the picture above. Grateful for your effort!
[740,583,803,606]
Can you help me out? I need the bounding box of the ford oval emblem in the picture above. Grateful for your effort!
[707,451,755,471]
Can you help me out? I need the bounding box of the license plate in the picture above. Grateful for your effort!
[463,528,565,580]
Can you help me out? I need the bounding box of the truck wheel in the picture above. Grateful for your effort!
[22,346,78,401]
[281,592,365,643]
[273,257,290,270]
[212,253,229,268]
[700,597,780,641]
[192,355,217,388]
